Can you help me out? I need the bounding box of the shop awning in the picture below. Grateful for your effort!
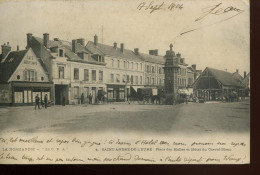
[131,86,144,92]
[178,88,193,95]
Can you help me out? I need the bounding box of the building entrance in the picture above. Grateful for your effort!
[55,85,68,105]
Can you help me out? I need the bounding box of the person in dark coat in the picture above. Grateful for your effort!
[44,94,48,109]
[35,94,40,110]
[89,93,92,104]
[81,93,84,104]
[62,95,66,106]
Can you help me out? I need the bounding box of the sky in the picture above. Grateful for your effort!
[0,0,250,73]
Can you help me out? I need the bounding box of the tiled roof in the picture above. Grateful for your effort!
[187,67,195,72]
[86,41,167,64]
[232,72,244,83]
[207,67,245,88]
[86,41,142,61]
[139,53,165,64]
[34,37,104,65]
[0,50,28,82]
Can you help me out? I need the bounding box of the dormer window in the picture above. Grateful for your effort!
[59,49,64,57]
[98,56,104,62]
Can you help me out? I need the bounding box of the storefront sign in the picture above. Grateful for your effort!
[24,56,37,65]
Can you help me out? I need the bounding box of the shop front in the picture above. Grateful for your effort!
[10,81,53,106]
[107,84,125,102]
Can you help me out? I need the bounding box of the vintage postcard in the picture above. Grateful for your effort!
[0,0,250,164]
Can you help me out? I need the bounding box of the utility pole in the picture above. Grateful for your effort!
[102,25,103,44]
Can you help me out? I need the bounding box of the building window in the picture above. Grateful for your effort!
[152,66,155,73]
[130,75,133,84]
[24,70,37,81]
[41,77,44,81]
[84,69,89,81]
[112,59,114,67]
[127,61,129,69]
[110,74,114,82]
[59,67,64,79]
[122,75,126,83]
[118,60,120,68]
[131,62,134,69]
[74,86,79,99]
[74,68,79,80]
[140,63,143,70]
[116,74,120,83]
[98,56,104,62]
[92,70,96,81]
[127,75,130,83]
[135,76,138,84]
[108,87,114,99]
[146,77,149,84]
[99,70,103,82]
[140,76,142,85]
[17,75,20,80]
[59,49,64,57]
[152,78,155,84]
[124,61,126,68]
[159,78,162,85]
[136,63,138,70]
[159,68,161,74]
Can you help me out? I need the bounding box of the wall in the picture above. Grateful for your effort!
[9,49,49,83]
[0,83,12,104]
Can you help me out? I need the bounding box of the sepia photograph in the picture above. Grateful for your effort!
[0,0,249,164]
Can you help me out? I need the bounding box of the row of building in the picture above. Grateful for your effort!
[0,33,201,105]
[0,33,250,105]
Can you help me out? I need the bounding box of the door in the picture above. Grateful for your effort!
[91,87,96,104]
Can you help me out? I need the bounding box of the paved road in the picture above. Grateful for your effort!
[0,101,250,136]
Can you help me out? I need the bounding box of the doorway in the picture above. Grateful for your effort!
[55,85,68,105]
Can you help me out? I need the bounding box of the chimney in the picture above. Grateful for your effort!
[134,48,139,55]
[77,38,85,46]
[1,43,11,59]
[191,64,196,70]
[120,43,124,52]
[236,69,239,73]
[26,33,33,49]
[113,42,117,49]
[17,45,19,51]
[149,49,158,56]
[43,33,49,48]
[244,71,247,78]
[72,40,76,53]
[94,35,98,46]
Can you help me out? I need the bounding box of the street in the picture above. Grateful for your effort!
[0,101,250,136]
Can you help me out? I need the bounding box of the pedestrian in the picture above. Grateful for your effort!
[89,93,92,104]
[44,94,48,109]
[35,94,40,110]
[62,95,66,106]
[81,93,84,104]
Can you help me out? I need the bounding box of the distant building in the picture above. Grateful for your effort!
[193,67,246,101]
[0,43,52,105]
[0,33,199,105]
[86,36,144,102]
[26,33,106,105]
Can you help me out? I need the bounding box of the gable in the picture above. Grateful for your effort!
[8,49,49,82]
[0,50,27,82]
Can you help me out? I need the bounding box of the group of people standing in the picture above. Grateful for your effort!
[35,93,94,109]
[34,94,48,110]
[80,93,93,105]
